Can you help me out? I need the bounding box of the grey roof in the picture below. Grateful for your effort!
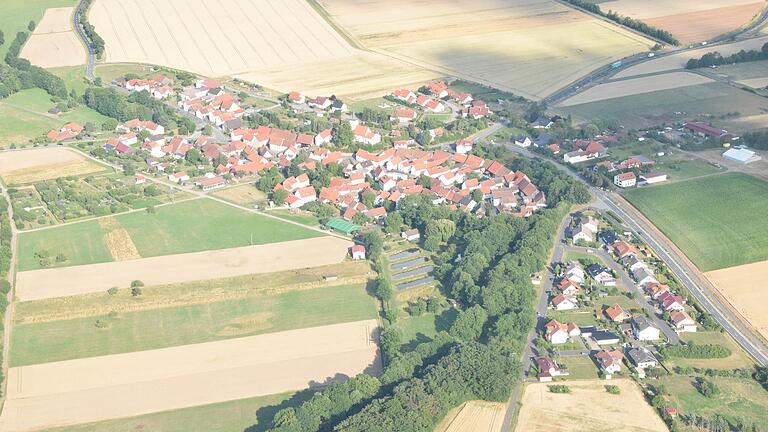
[632,316,658,332]
[626,346,657,366]
[592,330,620,342]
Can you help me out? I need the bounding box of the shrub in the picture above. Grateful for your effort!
[548,385,571,394]
[605,385,620,394]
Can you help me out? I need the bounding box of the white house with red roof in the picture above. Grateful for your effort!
[286,186,317,208]
[350,244,366,260]
[288,91,305,104]
[391,88,417,104]
[426,81,449,98]
[392,108,418,123]
[353,124,381,145]
[46,123,83,141]
[168,171,190,183]
[455,139,473,154]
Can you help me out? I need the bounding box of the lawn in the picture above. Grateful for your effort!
[11,283,378,365]
[48,65,90,96]
[549,310,599,327]
[623,173,768,271]
[557,356,599,380]
[43,391,296,432]
[659,158,722,182]
[0,0,76,59]
[115,198,322,257]
[665,375,768,428]
[664,331,755,370]
[269,209,320,227]
[17,220,112,271]
[562,251,601,265]
[0,104,60,146]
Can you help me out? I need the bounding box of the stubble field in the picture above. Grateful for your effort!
[0,147,106,185]
[1,320,380,432]
[559,71,714,106]
[436,401,505,432]
[705,260,768,340]
[20,7,86,68]
[318,0,653,100]
[514,380,667,432]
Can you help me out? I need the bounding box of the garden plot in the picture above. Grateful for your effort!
[0,319,380,432]
[20,7,86,67]
[16,236,352,301]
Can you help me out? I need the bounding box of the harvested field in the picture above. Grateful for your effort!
[596,0,764,44]
[559,72,713,106]
[0,147,105,185]
[615,35,768,78]
[98,217,140,261]
[737,77,768,88]
[515,379,667,432]
[20,7,86,68]
[211,184,266,206]
[0,320,380,432]
[319,0,653,100]
[435,401,505,432]
[705,260,768,340]
[16,236,352,301]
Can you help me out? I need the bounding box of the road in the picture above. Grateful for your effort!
[0,184,18,410]
[73,0,95,81]
[499,141,768,366]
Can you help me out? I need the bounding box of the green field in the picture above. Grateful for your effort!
[17,220,112,270]
[48,66,90,96]
[623,173,768,271]
[3,88,110,125]
[44,392,296,432]
[665,375,768,428]
[115,199,322,257]
[557,356,599,380]
[0,104,60,146]
[11,283,378,366]
[0,0,76,58]
[558,83,768,132]
[548,310,599,327]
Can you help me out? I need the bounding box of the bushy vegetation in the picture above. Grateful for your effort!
[661,342,731,359]
[686,43,768,69]
[548,384,571,394]
[84,87,195,133]
[1,31,68,101]
[743,130,768,150]
[77,0,105,59]
[562,0,679,45]
[0,196,13,395]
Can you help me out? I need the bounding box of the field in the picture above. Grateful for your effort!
[515,379,667,432]
[664,375,768,428]
[435,401,505,432]
[557,356,600,380]
[557,82,768,131]
[44,392,295,432]
[20,7,86,68]
[0,147,106,185]
[3,88,111,127]
[16,236,351,300]
[17,219,113,271]
[559,72,713,106]
[622,173,768,271]
[596,0,764,44]
[1,319,380,432]
[0,0,76,59]
[666,331,756,369]
[616,35,768,78]
[705,260,768,340]
[211,184,266,207]
[319,0,653,100]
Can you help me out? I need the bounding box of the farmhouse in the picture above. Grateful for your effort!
[196,176,226,191]
[47,123,83,141]
[401,229,421,241]
[392,108,418,123]
[168,171,189,183]
[614,172,637,188]
[684,122,726,138]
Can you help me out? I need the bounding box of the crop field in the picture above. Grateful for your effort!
[557,82,768,131]
[435,401,505,432]
[623,173,768,271]
[559,72,714,106]
[705,260,768,340]
[0,147,106,185]
[16,236,352,300]
[596,0,764,44]
[0,0,76,59]
[515,379,667,432]
[319,0,653,100]
[615,35,768,78]
[20,7,86,68]
[1,319,380,432]
[664,375,768,428]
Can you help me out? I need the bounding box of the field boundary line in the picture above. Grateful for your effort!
[305,0,364,50]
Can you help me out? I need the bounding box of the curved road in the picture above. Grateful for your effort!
[73,0,95,81]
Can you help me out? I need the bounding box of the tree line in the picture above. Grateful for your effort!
[77,0,106,58]
[1,31,69,101]
[83,87,195,133]
[562,0,679,45]
[686,43,768,69]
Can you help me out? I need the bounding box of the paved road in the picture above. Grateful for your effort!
[499,141,768,366]
[73,0,95,81]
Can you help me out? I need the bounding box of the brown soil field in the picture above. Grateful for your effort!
[615,35,768,78]
[515,380,668,432]
[211,184,267,206]
[559,72,714,106]
[705,260,768,340]
[20,7,86,68]
[98,217,141,261]
[319,0,652,100]
[435,401,505,432]
[0,319,380,432]
[0,148,105,185]
[16,236,353,301]
[595,1,764,44]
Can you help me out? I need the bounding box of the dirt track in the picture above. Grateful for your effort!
[16,236,352,301]
[0,319,379,432]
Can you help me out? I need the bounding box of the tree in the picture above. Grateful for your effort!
[384,212,403,234]
[122,163,135,176]
[424,218,455,251]
[0,30,4,46]
[334,122,353,146]
[697,377,719,398]
[272,188,289,206]
[131,280,144,288]
[131,287,142,297]
[363,231,383,261]
[352,212,370,226]
[28,21,36,32]
[107,287,118,295]
[202,124,213,135]
[449,305,488,342]
[256,167,284,192]
[471,189,483,203]
[375,277,394,301]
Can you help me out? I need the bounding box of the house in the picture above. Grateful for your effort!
[534,133,552,147]
[286,186,317,209]
[426,81,449,98]
[572,225,594,243]
[587,264,616,286]
[350,244,366,260]
[670,311,697,332]
[392,108,417,123]
[197,176,226,191]
[544,319,570,344]
[558,278,581,297]
[391,88,417,104]
[552,294,578,311]
[633,267,658,288]
[613,241,637,259]
[134,174,146,185]
[605,304,630,322]
[631,317,661,341]
[614,172,637,188]
[536,357,568,382]
[563,261,586,284]
[46,122,84,141]
[658,292,686,312]
[623,255,649,273]
[595,349,624,375]
[640,172,668,185]
[626,345,658,369]
[353,124,382,145]
[600,230,619,245]
[401,228,420,241]
[288,91,305,104]
[168,172,190,183]
[582,216,599,234]
[455,139,473,155]
[514,135,532,148]
[591,330,621,345]
[315,128,333,146]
